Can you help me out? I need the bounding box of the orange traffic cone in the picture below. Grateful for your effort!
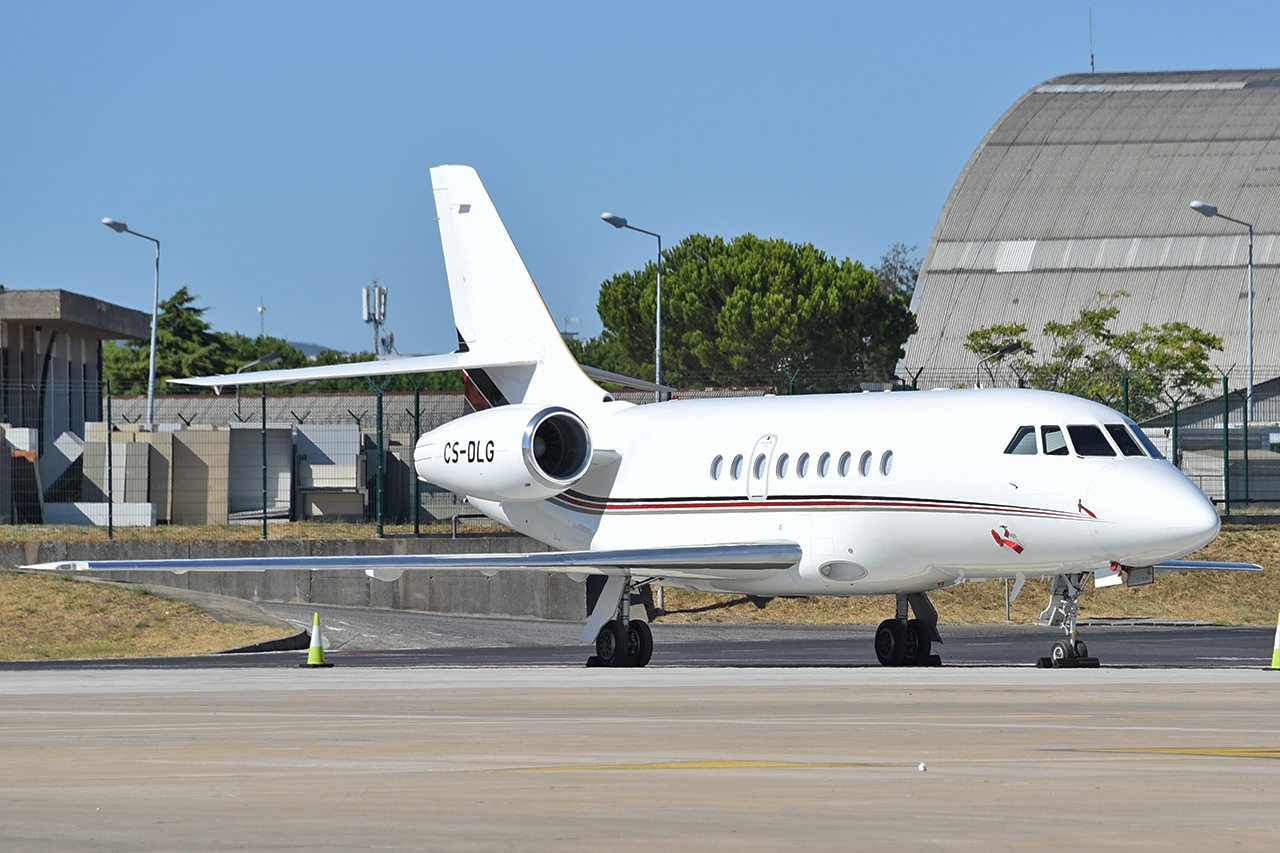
[301,612,334,668]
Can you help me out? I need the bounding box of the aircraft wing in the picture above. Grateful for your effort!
[22,541,803,584]
[168,351,535,390]
[1153,560,1264,572]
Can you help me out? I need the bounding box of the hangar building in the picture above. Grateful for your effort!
[904,69,1280,390]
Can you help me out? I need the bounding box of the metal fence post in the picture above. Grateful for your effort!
[365,378,386,538]
[106,379,113,540]
[1122,374,1129,418]
[1171,399,1179,469]
[261,383,268,540]
[1222,374,1231,514]
[412,382,421,536]
[1243,402,1250,508]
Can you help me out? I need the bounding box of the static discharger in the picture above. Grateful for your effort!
[303,612,334,668]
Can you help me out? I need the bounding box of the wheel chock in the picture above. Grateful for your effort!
[301,612,334,668]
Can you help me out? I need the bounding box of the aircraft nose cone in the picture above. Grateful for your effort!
[1086,460,1220,565]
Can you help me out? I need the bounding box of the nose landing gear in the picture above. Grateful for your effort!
[1036,573,1100,668]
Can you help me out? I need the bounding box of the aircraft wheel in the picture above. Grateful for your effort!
[1050,640,1076,663]
[627,620,653,668]
[875,619,908,667]
[595,620,628,667]
[906,619,932,666]
[1072,640,1089,659]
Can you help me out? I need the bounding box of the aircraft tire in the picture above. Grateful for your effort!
[905,619,932,666]
[595,620,628,667]
[627,620,654,668]
[874,619,908,667]
[1050,640,1076,663]
[1072,640,1088,659]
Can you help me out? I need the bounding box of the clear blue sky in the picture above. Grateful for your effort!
[4,1,1280,355]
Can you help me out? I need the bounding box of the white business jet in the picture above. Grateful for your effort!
[29,165,1260,668]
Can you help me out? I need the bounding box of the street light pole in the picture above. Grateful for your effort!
[602,213,662,402]
[102,218,160,428]
[1191,201,1255,422]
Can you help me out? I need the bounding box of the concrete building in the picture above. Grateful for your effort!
[904,69,1280,387]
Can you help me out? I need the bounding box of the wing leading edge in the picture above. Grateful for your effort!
[22,541,803,584]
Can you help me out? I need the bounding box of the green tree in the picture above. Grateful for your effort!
[964,291,1222,420]
[594,233,916,392]
[874,242,921,302]
[104,286,232,393]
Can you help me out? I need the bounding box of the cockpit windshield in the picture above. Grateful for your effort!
[1105,424,1146,457]
[1067,425,1116,457]
[1122,416,1165,459]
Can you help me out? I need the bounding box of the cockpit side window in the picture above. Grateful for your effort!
[1004,426,1037,455]
[1067,425,1116,457]
[1105,424,1145,457]
[1122,417,1165,460]
[1042,425,1069,456]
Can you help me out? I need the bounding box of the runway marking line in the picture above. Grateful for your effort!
[1085,747,1280,760]
[501,759,887,772]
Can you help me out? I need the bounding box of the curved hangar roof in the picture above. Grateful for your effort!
[904,69,1280,380]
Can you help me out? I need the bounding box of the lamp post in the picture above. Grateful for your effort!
[976,341,1023,388]
[1191,200,1255,423]
[601,213,662,402]
[102,218,160,428]
[235,353,283,417]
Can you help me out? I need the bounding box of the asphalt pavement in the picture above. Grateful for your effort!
[1,600,1273,670]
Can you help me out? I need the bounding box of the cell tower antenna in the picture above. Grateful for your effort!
[1089,7,1095,73]
[362,277,389,354]
[257,296,265,338]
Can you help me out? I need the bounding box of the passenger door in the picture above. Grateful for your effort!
[747,434,777,501]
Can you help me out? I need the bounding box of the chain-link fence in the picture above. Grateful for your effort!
[6,368,1280,531]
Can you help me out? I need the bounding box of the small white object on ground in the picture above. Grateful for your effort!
[918,762,927,772]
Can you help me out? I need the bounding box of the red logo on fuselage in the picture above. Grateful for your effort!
[991,525,1024,554]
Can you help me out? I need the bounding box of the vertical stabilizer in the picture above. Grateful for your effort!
[431,165,603,408]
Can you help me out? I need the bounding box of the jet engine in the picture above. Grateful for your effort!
[415,405,593,502]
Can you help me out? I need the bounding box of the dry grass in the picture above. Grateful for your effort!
[657,525,1280,627]
[0,572,296,660]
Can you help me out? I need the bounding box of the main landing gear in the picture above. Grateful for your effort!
[585,575,654,668]
[1036,573,1100,668]
[875,592,943,667]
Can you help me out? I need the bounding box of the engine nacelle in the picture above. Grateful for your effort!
[415,405,593,502]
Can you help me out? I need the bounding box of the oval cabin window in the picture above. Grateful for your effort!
[730,454,744,480]
[859,451,872,477]
[797,452,810,478]
[818,452,831,477]
[776,453,789,479]
[838,451,852,477]
[710,455,723,480]
[880,450,894,476]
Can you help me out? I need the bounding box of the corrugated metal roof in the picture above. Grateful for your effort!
[907,69,1280,379]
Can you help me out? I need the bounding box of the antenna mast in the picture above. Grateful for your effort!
[1089,7,1095,73]
[362,278,389,354]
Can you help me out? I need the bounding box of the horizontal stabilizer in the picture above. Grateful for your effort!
[169,352,534,390]
[580,366,673,394]
[1153,559,1264,572]
[22,541,803,584]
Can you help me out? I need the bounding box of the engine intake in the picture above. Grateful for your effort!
[415,404,594,502]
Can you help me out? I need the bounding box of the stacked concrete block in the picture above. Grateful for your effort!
[170,426,230,525]
[295,423,363,520]
[227,424,292,519]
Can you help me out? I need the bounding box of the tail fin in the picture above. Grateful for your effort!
[431,165,603,409]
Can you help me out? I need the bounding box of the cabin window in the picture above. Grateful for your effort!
[1105,424,1146,457]
[710,455,724,480]
[1067,425,1116,457]
[859,450,872,476]
[797,452,810,478]
[730,454,744,480]
[838,451,852,477]
[818,452,831,477]
[753,453,767,479]
[1004,426,1037,455]
[1042,426,1069,456]
[880,450,894,476]
[776,453,790,479]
